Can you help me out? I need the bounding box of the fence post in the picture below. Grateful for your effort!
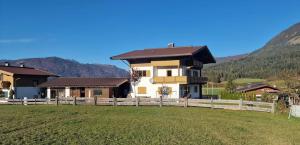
[34,97,37,105]
[73,96,77,106]
[136,97,139,107]
[21,97,24,105]
[184,97,188,108]
[24,97,27,106]
[113,95,117,106]
[210,97,214,109]
[239,98,243,110]
[160,96,163,107]
[94,96,97,106]
[56,96,58,106]
[271,99,276,113]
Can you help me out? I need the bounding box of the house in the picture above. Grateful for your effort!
[236,83,280,97]
[111,44,216,99]
[0,62,57,99]
[39,77,130,99]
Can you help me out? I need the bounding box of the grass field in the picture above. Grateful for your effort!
[0,105,299,145]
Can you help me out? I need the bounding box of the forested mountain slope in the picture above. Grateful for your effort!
[204,22,300,81]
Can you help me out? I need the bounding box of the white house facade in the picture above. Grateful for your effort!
[111,44,216,99]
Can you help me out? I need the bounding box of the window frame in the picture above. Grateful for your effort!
[167,70,172,77]
[93,89,103,96]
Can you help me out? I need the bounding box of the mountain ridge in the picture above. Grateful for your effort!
[0,57,129,78]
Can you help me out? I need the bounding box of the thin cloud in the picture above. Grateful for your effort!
[0,38,36,43]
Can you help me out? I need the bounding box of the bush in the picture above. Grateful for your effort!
[261,93,274,103]
[220,91,242,100]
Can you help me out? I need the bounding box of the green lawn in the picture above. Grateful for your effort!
[0,105,299,145]
[233,78,265,84]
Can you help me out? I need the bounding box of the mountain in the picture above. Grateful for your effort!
[215,54,248,63]
[204,22,300,81]
[0,57,129,78]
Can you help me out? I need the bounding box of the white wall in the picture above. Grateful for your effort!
[15,87,40,99]
[131,66,180,98]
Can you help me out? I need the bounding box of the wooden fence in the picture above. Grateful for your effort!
[0,97,276,113]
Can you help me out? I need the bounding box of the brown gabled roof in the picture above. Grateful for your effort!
[236,83,280,93]
[111,46,216,64]
[39,77,129,88]
[0,66,57,76]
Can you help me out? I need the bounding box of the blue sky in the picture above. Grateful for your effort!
[1,0,300,69]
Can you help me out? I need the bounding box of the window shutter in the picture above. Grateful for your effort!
[146,70,150,77]
[138,87,147,94]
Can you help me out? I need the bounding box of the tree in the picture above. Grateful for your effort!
[225,79,236,93]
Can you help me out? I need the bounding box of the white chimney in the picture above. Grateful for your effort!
[20,63,25,67]
[168,43,175,48]
[4,62,9,67]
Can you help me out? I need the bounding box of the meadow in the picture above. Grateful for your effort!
[0,105,299,145]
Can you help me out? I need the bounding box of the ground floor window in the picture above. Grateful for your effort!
[194,86,198,93]
[0,89,9,98]
[93,89,102,96]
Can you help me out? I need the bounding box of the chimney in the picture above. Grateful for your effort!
[4,62,9,67]
[20,63,25,67]
[168,43,175,48]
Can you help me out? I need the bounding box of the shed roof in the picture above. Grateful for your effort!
[39,77,129,88]
[236,83,280,93]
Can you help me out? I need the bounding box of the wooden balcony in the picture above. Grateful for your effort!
[153,76,207,84]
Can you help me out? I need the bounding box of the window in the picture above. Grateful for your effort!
[167,70,172,76]
[193,71,199,77]
[33,80,39,87]
[194,86,198,93]
[134,70,150,77]
[93,89,102,96]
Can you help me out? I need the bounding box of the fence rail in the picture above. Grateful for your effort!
[0,97,275,113]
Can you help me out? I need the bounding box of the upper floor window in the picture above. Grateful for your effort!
[167,70,172,76]
[134,70,150,77]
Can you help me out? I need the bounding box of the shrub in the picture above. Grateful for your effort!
[220,90,242,100]
[261,93,274,103]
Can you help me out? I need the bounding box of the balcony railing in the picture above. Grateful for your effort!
[153,76,207,84]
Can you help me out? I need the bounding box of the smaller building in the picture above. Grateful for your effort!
[236,83,280,97]
[0,63,57,99]
[39,77,130,99]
